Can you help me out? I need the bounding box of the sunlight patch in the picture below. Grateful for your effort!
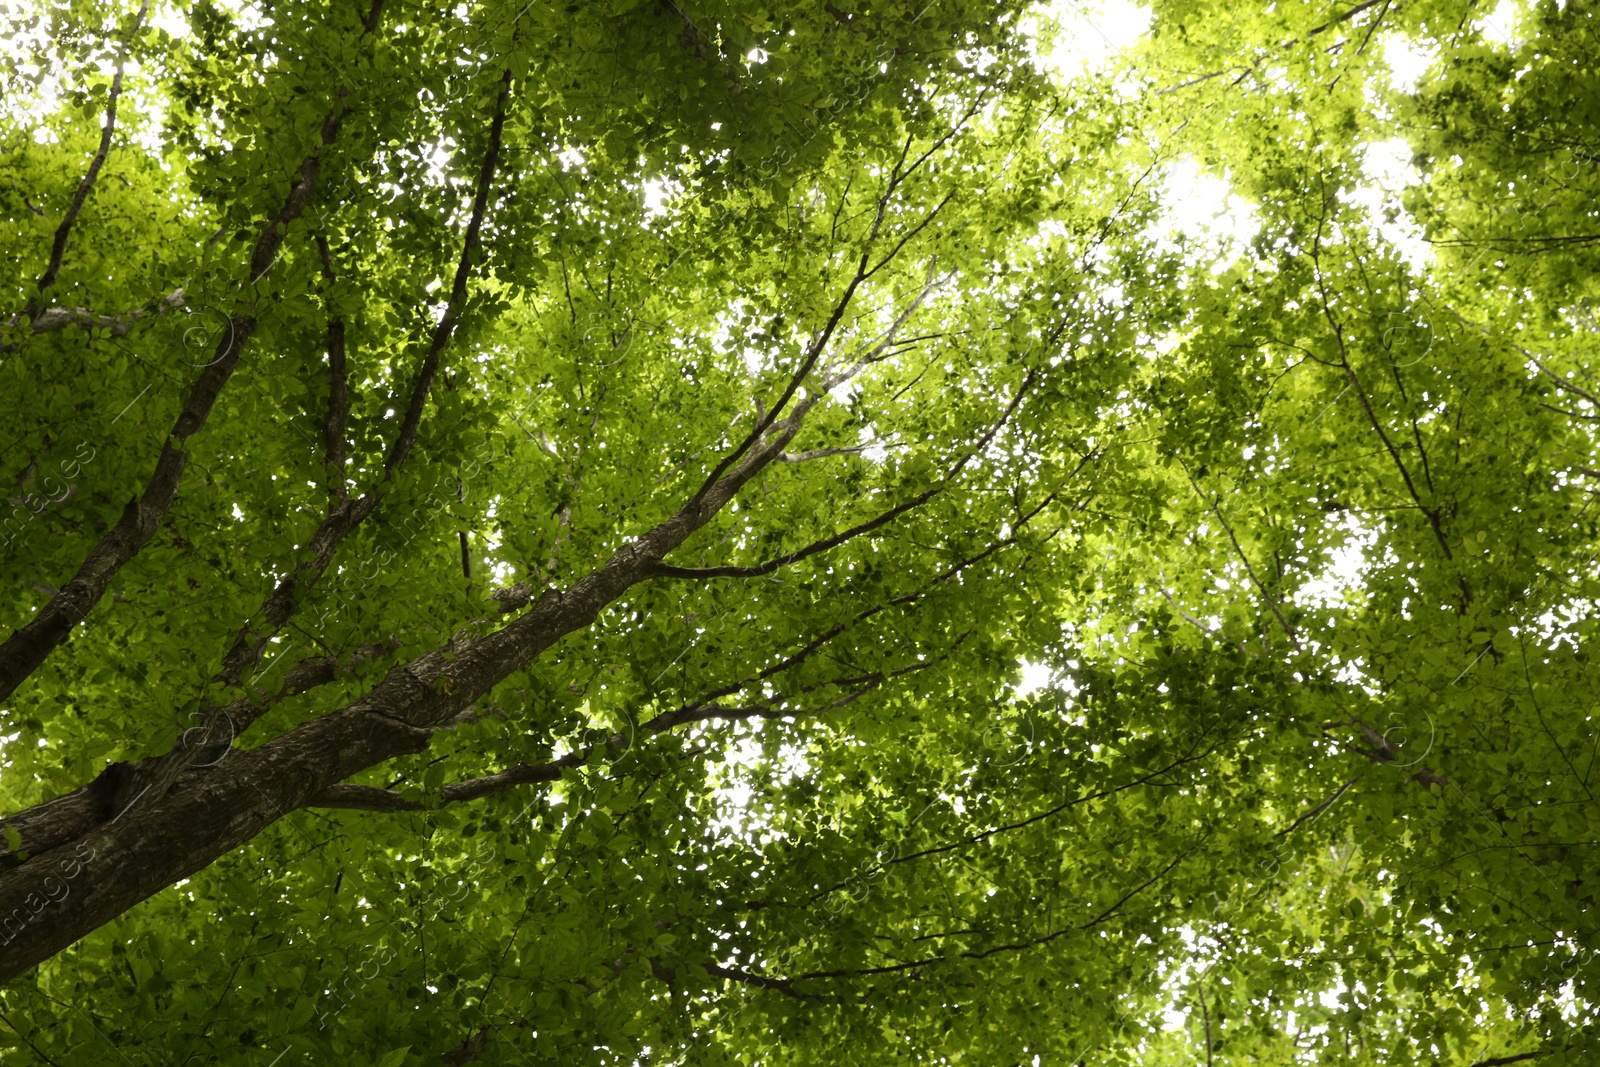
[1015,659,1054,696]
[1477,0,1526,48]
[1296,515,1381,609]
[1145,158,1260,272]
[708,726,814,846]
[1381,33,1438,94]
[1344,138,1430,271]
[150,2,192,38]
[642,176,683,219]
[1024,0,1152,85]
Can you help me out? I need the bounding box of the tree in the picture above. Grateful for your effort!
[0,0,1596,1063]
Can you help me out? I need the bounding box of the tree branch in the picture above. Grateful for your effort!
[384,67,513,476]
[27,0,152,308]
[653,490,1059,726]
[1158,585,1218,635]
[689,135,925,505]
[1274,775,1361,837]
[706,963,817,1000]
[788,848,1194,982]
[315,232,350,504]
[1471,1051,1557,1067]
[1184,466,1297,644]
[803,734,1219,902]
[776,443,877,463]
[1158,0,1398,94]
[305,661,912,814]
[651,369,1039,580]
[0,290,186,354]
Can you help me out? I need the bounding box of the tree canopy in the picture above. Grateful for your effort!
[0,0,1598,1062]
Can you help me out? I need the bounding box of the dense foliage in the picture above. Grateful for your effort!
[0,0,1597,1062]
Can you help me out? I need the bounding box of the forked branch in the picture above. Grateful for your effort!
[0,0,391,704]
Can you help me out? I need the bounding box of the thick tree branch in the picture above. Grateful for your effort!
[111,75,507,818]
[0,90,992,977]
[0,291,827,981]
[0,639,396,865]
